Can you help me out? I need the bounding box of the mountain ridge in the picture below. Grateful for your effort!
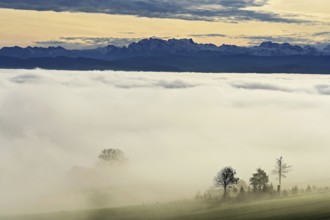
[0,38,330,73]
[1,38,329,59]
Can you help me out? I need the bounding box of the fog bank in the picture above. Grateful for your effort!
[1,69,330,214]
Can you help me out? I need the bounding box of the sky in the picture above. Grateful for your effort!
[0,0,330,49]
[2,69,330,213]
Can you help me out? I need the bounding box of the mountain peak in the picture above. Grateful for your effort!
[128,38,167,50]
[260,41,281,48]
[127,38,202,54]
[167,38,195,44]
[130,38,196,47]
[324,45,330,50]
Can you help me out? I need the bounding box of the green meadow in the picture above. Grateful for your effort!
[3,192,330,220]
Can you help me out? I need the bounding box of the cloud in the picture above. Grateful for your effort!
[315,84,330,95]
[231,81,293,92]
[189,33,227,38]
[155,79,197,89]
[10,74,41,84]
[92,75,198,89]
[235,34,316,46]
[35,37,141,49]
[2,69,330,214]
[0,0,309,23]
[243,35,308,44]
[312,32,330,37]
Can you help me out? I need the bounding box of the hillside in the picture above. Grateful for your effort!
[3,192,330,220]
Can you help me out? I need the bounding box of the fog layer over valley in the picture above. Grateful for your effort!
[1,69,330,214]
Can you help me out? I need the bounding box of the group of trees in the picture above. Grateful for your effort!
[97,150,322,202]
[214,157,292,200]
[250,168,269,193]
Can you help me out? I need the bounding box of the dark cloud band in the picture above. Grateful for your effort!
[0,0,306,23]
[35,37,141,49]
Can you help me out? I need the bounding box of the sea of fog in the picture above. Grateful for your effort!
[1,69,330,214]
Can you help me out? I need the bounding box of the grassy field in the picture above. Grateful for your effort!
[3,192,330,220]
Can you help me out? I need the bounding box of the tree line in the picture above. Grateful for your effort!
[213,156,291,200]
[97,149,326,202]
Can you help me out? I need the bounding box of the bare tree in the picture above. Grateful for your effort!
[272,156,292,193]
[214,167,239,200]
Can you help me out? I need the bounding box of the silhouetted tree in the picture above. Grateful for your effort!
[306,185,312,193]
[250,168,269,193]
[195,190,202,200]
[263,184,270,194]
[282,190,288,196]
[268,183,274,194]
[98,148,126,165]
[291,185,299,195]
[272,156,292,193]
[247,186,252,194]
[237,185,246,201]
[239,185,245,194]
[203,192,211,200]
[214,167,239,200]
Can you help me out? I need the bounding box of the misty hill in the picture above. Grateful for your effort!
[0,38,330,73]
